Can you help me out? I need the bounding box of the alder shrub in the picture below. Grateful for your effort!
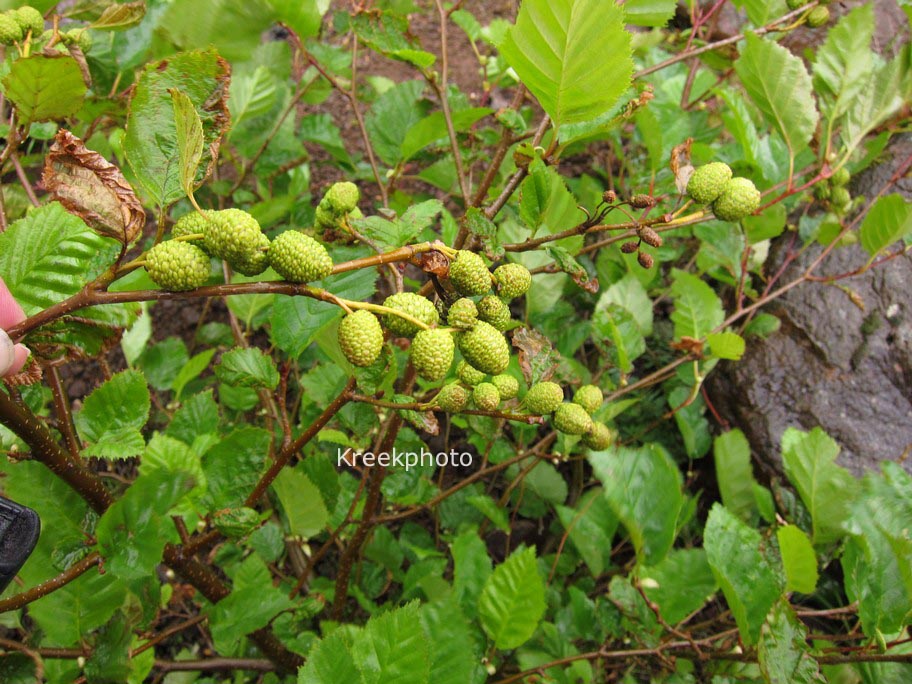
[0,0,910,682]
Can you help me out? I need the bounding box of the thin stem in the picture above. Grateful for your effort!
[0,552,101,613]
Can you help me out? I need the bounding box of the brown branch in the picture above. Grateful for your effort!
[0,389,113,514]
[0,552,101,613]
[154,657,276,673]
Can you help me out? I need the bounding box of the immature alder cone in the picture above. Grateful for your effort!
[807,6,830,27]
[145,241,211,292]
[449,250,492,296]
[269,231,333,283]
[447,298,478,330]
[553,402,593,435]
[473,382,501,411]
[477,295,511,331]
[458,321,510,375]
[491,374,520,401]
[338,310,384,367]
[522,381,564,415]
[411,329,455,381]
[711,177,760,222]
[573,385,603,415]
[383,293,440,338]
[493,263,532,300]
[435,383,469,412]
[686,162,733,204]
[582,422,615,450]
[456,359,486,386]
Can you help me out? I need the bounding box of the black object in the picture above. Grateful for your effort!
[0,496,40,595]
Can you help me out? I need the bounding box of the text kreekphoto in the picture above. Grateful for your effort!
[337,446,474,470]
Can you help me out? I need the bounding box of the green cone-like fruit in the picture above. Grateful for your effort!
[66,28,91,52]
[814,184,831,201]
[338,310,384,367]
[522,381,564,415]
[553,402,593,435]
[493,263,532,300]
[712,177,760,222]
[456,359,486,385]
[270,231,333,283]
[14,7,44,35]
[411,329,455,381]
[786,0,806,10]
[314,204,336,230]
[383,292,440,337]
[830,186,851,208]
[322,182,360,215]
[473,382,501,411]
[0,14,23,43]
[582,422,615,450]
[491,374,519,400]
[830,168,851,187]
[172,210,211,244]
[447,298,478,330]
[477,295,511,331]
[449,250,491,296]
[687,162,733,204]
[383,293,440,337]
[573,385,603,415]
[807,6,829,27]
[145,240,211,291]
[435,383,469,412]
[458,321,510,375]
[199,208,265,267]
[232,231,270,276]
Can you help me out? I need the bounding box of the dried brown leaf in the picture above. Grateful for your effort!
[42,129,146,244]
[511,326,560,385]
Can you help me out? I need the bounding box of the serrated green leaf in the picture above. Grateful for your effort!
[125,49,229,207]
[159,0,277,61]
[84,612,133,684]
[451,528,492,618]
[0,202,116,315]
[75,370,150,460]
[589,444,682,565]
[298,627,361,684]
[228,66,278,132]
[352,602,431,684]
[706,331,746,360]
[170,88,204,201]
[670,269,725,340]
[214,347,280,389]
[841,54,911,154]
[2,54,87,124]
[272,466,329,539]
[640,548,718,625]
[704,503,784,645]
[202,427,270,510]
[735,33,819,168]
[777,525,818,594]
[478,546,546,650]
[172,348,216,400]
[859,194,912,258]
[421,598,484,684]
[813,4,875,120]
[365,79,428,165]
[467,494,510,532]
[499,0,633,129]
[668,385,712,459]
[781,427,857,546]
[713,429,758,522]
[759,600,827,684]
[96,468,195,580]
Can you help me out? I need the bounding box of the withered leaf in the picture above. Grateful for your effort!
[511,326,560,385]
[670,138,694,195]
[42,129,145,244]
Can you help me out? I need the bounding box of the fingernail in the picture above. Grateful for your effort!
[0,330,14,376]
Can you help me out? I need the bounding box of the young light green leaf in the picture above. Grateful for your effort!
[713,429,758,522]
[272,466,329,539]
[555,488,618,577]
[172,348,217,400]
[170,88,205,205]
[125,50,230,207]
[735,33,819,169]
[90,1,147,29]
[451,528,492,618]
[421,599,485,684]
[706,331,746,360]
[704,504,784,645]
[730,0,787,26]
[214,347,280,390]
[478,547,546,650]
[351,602,431,684]
[590,444,683,565]
[841,55,911,154]
[2,55,87,124]
[365,79,427,165]
[781,427,858,546]
[400,108,491,161]
[592,303,646,373]
[499,0,633,129]
[759,600,827,684]
[670,269,725,340]
[777,525,818,594]
[859,194,912,258]
[624,0,677,27]
[298,627,361,684]
[228,66,278,133]
[812,4,874,120]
